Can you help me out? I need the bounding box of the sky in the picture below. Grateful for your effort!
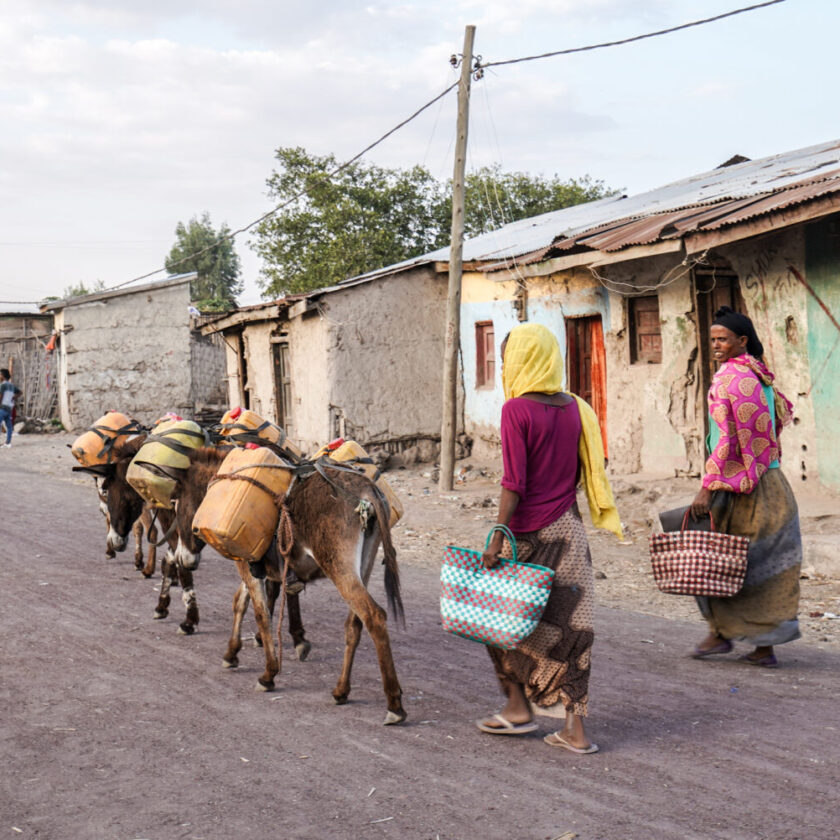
[1,0,836,307]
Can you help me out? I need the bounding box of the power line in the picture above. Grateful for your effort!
[478,0,787,70]
[7,0,788,305]
[104,79,461,294]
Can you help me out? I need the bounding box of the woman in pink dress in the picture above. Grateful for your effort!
[690,307,801,668]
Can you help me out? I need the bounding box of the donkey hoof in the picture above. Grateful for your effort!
[222,657,239,669]
[177,623,196,636]
[295,641,312,662]
[153,610,168,620]
[253,634,263,648]
[332,691,349,706]
[256,679,275,692]
[383,709,407,726]
[106,551,116,559]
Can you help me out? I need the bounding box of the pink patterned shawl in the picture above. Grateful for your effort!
[702,354,794,494]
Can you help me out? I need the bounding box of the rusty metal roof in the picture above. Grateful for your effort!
[338,137,840,283]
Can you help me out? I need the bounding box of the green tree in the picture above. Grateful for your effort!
[62,279,106,298]
[165,212,243,312]
[463,165,615,237]
[252,148,450,296]
[252,147,616,297]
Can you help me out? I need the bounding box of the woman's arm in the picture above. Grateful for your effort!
[481,487,521,568]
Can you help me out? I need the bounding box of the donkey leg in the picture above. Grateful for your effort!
[223,582,250,668]
[234,559,279,691]
[142,518,158,578]
[285,591,311,661]
[132,519,145,570]
[176,564,199,636]
[255,579,280,649]
[333,609,363,704]
[154,550,176,620]
[328,576,405,725]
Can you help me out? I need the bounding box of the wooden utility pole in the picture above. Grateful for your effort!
[439,24,475,492]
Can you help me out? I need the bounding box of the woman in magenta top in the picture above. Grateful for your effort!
[690,306,801,668]
[475,323,619,755]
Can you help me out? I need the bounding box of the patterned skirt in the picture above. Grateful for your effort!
[699,467,802,646]
[488,504,594,717]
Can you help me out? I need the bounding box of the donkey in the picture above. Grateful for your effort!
[219,465,406,725]
[90,440,311,652]
[82,452,158,574]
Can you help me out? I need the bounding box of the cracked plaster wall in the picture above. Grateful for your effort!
[57,282,194,431]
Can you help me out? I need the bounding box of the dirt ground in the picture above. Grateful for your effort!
[2,433,840,840]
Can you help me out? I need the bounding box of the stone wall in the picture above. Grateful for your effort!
[55,280,193,430]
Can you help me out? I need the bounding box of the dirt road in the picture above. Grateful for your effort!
[2,436,839,839]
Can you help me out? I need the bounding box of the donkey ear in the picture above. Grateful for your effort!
[72,464,115,477]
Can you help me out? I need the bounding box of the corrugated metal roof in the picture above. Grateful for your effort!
[340,136,840,283]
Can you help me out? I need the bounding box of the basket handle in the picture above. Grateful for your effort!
[681,509,716,532]
[484,524,518,564]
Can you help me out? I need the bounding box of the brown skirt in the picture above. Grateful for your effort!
[699,467,801,646]
[488,504,594,717]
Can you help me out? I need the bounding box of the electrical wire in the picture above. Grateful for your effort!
[478,0,787,70]
[6,0,788,305]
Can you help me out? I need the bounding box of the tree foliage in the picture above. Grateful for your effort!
[62,279,106,298]
[165,212,243,312]
[252,147,616,297]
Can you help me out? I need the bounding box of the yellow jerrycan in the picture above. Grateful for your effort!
[313,439,403,527]
[126,418,206,509]
[70,411,141,466]
[192,446,294,563]
[219,407,303,460]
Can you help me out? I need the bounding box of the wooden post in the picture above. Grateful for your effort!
[439,24,475,492]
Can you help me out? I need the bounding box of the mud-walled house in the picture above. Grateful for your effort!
[200,263,456,457]
[41,274,228,431]
[447,138,840,492]
[0,303,56,419]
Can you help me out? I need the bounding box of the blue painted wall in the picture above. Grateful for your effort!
[460,275,610,432]
[805,219,840,489]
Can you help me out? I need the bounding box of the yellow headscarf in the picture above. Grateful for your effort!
[502,324,624,539]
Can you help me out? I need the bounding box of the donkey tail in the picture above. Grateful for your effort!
[370,490,404,629]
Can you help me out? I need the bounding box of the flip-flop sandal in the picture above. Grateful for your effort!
[691,639,733,659]
[476,713,538,735]
[543,731,599,754]
[738,653,779,668]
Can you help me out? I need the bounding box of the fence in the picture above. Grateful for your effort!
[2,336,58,420]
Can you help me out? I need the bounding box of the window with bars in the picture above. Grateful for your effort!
[475,321,495,388]
[629,296,662,364]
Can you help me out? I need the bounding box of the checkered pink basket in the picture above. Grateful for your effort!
[649,512,748,597]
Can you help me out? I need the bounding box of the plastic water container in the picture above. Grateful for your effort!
[126,419,205,508]
[314,439,403,527]
[219,407,303,458]
[191,446,294,563]
[70,411,139,466]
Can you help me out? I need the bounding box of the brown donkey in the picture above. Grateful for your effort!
[87,441,311,650]
[220,466,406,725]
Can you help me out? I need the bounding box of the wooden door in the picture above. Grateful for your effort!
[272,342,292,430]
[694,267,746,403]
[566,315,608,455]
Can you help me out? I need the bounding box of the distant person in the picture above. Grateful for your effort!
[476,323,622,754]
[0,368,22,448]
[690,307,801,668]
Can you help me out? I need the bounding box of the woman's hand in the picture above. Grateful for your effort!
[690,487,712,520]
[482,534,504,569]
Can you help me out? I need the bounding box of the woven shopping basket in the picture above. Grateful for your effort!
[649,511,749,597]
[440,525,554,650]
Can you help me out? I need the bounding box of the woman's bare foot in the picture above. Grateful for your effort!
[692,633,733,658]
[544,712,597,752]
[478,681,532,730]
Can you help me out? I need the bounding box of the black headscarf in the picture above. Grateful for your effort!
[711,306,764,358]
